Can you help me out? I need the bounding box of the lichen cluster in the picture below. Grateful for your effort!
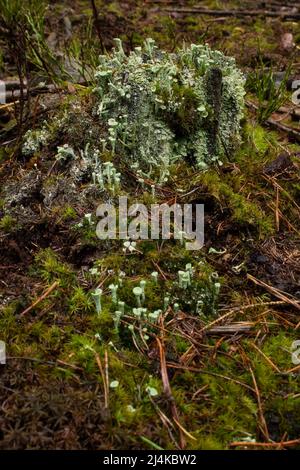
[21,39,245,185]
[90,261,221,343]
[94,38,245,180]
[22,126,49,156]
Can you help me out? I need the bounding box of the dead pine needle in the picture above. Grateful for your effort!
[20,281,59,317]
[156,332,187,449]
[95,352,109,409]
[249,366,270,441]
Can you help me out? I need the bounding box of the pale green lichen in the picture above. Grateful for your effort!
[94,38,245,178]
[22,126,49,156]
[21,39,245,183]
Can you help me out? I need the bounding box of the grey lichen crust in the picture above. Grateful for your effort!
[94,38,245,181]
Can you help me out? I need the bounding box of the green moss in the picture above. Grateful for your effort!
[0,147,10,163]
[197,170,274,236]
[59,205,77,221]
[0,214,16,232]
[34,248,75,288]
[247,123,269,154]
[0,303,18,341]
[193,436,224,450]
[91,308,117,342]
[43,325,64,351]
[2,7,300,450]
[68,287,93,315]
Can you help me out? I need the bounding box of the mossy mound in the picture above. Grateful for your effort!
[93,38,245,181]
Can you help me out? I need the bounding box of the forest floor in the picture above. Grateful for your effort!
[0,0,300,450]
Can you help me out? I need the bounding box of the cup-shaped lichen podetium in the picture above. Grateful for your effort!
[91,288,103,315]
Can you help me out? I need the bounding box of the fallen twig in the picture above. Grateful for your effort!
[247,274,300,315]
[266,118,300,143]
[152,260,168,281]
[246,100,300,142]
[206,322,255,334]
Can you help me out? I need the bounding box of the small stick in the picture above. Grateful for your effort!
[56,359,83,371]
[20,281,59,317]
[152,260,168,281]
[272,311,295,328]
[173,417,197,441]
[266,118,300,143]
[207,322,254,334]
[95,352,108,409]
